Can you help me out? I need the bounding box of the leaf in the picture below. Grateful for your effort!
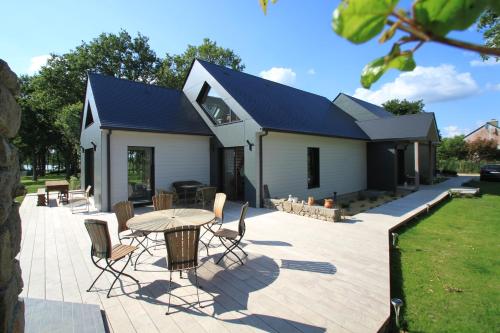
[332,0,399,44]
[259,0,278,15]
[361,50,416,88]
[379,21,400,43]
[414,0,490,36]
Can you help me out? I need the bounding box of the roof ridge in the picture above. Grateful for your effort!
[88,72,181,93]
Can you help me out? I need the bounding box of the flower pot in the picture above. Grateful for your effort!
[324,199,334,209]
[307,196,315,206]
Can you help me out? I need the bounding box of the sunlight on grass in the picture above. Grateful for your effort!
[390,181,500,332]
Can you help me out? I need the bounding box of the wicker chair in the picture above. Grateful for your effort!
[195,187,217,209]
[214,202,249,265]
[113,201,152,269]
[84,219,138,298]
[152,193,173,211]
[163,225,203,314]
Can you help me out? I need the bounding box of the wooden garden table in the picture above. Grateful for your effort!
[45,180,69,204]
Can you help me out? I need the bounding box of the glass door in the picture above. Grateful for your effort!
[127,147,154,204]
[221,147,244,201]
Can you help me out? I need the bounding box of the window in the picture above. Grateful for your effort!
[196,82,241,125]
[84,103,94,128]
[307,147,320,189]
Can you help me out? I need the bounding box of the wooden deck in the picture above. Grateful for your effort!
[18,177,470,332]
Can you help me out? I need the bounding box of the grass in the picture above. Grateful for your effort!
[16,173,79,203]
[390,180,500,332]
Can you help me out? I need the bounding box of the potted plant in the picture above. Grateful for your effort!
[324,198,334,209]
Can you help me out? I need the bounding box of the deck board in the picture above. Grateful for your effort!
[18,176,470,332]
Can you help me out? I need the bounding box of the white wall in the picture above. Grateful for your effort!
[262,132,367,200]
[80,81,105,210]
[109,130,210,208]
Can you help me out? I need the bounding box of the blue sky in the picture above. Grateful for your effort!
[1,0,498,137]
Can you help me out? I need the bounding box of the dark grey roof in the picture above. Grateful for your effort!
[356,112,439,141]
[88,73,212,135]
[340,94,393,119]
[197,60,369,140]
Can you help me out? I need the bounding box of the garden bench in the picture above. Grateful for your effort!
[37,188,46,206]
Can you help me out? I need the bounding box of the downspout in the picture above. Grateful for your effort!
[258,130,268,208]
[106,129,112,211]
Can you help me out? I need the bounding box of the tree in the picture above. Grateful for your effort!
[157,38,245,89]
[437,135,468,160]
[477,9,499,61]
[466,138,498,161]
[382,99,424,116]
[260,0,500,88]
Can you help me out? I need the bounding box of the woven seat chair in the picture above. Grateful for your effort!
[84,219,138,298]
[195,187,217,209]
[113,201,152,269]
[163,225,203,314]
[214,202,249,265]
[152,193,173,211]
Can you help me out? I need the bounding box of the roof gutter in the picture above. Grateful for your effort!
[107,129,112,212]
[258,130,269,208]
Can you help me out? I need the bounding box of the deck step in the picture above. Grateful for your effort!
[24,298,107,333]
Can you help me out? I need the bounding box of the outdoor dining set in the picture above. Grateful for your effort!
[83,183,250,314]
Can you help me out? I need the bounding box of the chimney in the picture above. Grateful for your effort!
[487,119,498,127]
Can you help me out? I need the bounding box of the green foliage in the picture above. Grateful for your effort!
[477,9,500,60]
[332,0,398,44]
[157,38,244,89]
[437,135,468,160]
[259,0,278,15]
[390,181,500,332]
[467,138,499,161]
[382,98,424,115]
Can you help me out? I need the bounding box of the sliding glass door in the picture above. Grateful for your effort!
[127,147,154,204]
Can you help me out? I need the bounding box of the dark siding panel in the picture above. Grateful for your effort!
[367,142,397,191]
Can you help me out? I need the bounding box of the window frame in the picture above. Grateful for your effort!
[307,147,320,189]
[196,82,241,126]
[84,103,94,128]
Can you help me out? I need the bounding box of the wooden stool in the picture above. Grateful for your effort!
[37,188,47,206]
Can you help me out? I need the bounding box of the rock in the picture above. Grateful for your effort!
[8,205,21,256]
[0,84,22,138]
[0,60,19,95]
[0,230,12,285]
[0,138,17,167]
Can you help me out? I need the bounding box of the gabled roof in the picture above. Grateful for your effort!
[88,73,211,135]
[197,60,369,140]
[334,93,393,120]
[356,112,439,142]
[464,121,500,139]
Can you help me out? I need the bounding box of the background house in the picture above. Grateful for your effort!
[80,60,439,211]
[464,119,500,149]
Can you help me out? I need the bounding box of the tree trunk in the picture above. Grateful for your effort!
[32,152,38,181]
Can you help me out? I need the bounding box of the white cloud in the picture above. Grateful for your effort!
[353,64,479,105]
[442,125,470,138]
[307,68,316,75]
[260,67,296,85]
[27,55,50,74]
[486,82,500,91]
[470,58,500,67]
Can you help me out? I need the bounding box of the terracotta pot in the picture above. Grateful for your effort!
[324,199,334,209]
[307,196,315,206]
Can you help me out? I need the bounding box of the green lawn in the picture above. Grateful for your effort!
[390,180,500,332]
[16,173,79,203]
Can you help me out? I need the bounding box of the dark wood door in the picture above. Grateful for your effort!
[397,149,405,185]
[84,149,94,195]
[221,147,244,201]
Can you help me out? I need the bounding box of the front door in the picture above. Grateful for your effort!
[127,146,154,204]
[397,149,406,185]
[84,149,94,195]
[221,147,244,201]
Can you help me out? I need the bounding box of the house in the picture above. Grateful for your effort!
[80,60,439,211]
[464,119,500,149]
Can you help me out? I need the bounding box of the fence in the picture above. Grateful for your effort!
[438,159,499,174]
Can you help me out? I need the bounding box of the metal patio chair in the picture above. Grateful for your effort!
[214,202,249,265]
[200,193,227,254]
[152,193,173,211]
[113,201,152,268]
[163,225,203,314]
[68,185,92,213]
[84,219,138,298]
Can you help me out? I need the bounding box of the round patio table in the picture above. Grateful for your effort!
[127,208,215,268]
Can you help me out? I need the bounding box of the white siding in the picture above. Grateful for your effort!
[80,81,105,210]
[109,130,210,208]
[263,132,367,200]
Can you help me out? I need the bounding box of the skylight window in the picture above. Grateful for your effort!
[85,103,94,128]
[196,82,240,125]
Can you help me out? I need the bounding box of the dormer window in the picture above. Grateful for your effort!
[196,82,240,125]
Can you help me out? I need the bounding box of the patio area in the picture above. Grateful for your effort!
[18,177,471,333]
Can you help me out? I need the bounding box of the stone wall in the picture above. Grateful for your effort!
[0,59,24,333]
[264,198,342,222]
